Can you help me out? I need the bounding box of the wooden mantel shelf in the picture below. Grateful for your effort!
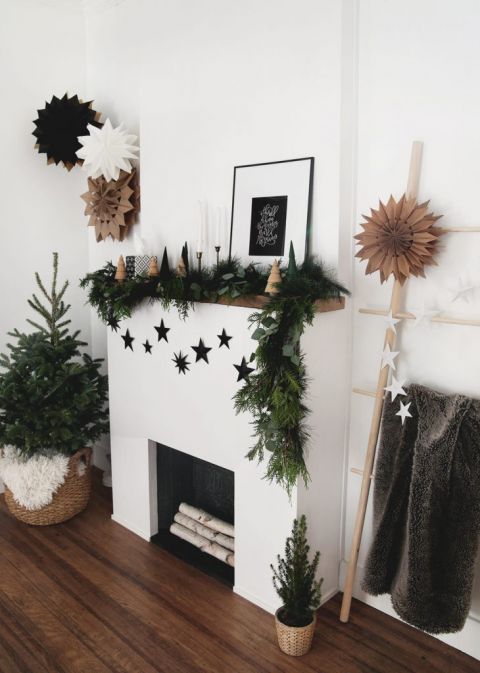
[200,295,345,312]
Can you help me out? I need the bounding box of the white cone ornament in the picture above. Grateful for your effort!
[77,118,139,182]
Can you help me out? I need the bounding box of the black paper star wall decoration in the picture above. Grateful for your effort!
[155,319,170,342]
[32,93,102,170]
[107,315,120,332]
[192,338,212,363]
[122,329,134,351]
[173,351,190,375]
[234,357,254,382]
[143,340,153,354]
[217,328,232,349]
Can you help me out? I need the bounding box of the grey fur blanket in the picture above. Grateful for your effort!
[361,383,480,634]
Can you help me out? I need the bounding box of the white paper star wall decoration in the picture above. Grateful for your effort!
[411,307,439,328]
[384,310,401,334]
[380,345,399,370]
[384,376,407,401]
[396,400,412,425]
[77,118,139,182]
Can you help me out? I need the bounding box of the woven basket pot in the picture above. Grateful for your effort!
[275,609,316,657]
[3,447,92,526]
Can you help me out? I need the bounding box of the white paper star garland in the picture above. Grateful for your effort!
[384,376,406,401]
[384,310,401,334]
[396,400,412,425]
[380,345,399,370]
[77,118,139,182]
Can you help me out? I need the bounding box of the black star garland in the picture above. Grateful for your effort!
[217,328,232,349]
[154,319,170,342]
[32,93,102,170]
[173,351,190,375]
[191,338,212,364]
[234,357,254,382]
[143,340,153,354]
[107,315,120,332]
[122,329,134,351]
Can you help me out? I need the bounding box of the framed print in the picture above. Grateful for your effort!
[229,157,314,265]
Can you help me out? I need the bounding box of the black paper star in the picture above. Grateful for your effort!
[122,329,134,351]
[155,319,170,342]
[143,340,153,354]
[32,93,102,170]
[192,338,212,364]
[173,351,190,375]
[217,328,232,349]
[234,357,254,382]
[107,315,120,332]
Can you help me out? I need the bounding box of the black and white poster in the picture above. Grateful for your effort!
[248,196,288,257]
[229,157,313,266]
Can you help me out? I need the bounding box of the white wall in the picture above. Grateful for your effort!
[0,0,93,489]
[341,0,480,660]
[0,0,91,354]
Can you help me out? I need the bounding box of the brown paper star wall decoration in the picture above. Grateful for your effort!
[81,168,139,242]
[355,194,443,285]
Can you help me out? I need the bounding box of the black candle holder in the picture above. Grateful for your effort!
[196,251,203,273]
[215,245,221,266]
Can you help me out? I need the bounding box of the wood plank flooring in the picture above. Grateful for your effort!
[0,470,477,673]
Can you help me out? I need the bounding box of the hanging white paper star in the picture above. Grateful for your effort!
[384,376,407,401]
[384,310,401,334]
[451,283,478,304]
[380,345,399,371]
[77,118,139,182]
[396,400,412,425]
[410,307,439,328]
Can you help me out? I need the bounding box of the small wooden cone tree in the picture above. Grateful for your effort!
[148,256,159,277]
[265,259,282,295]
[176,256,187,278]
[115,255,126,282]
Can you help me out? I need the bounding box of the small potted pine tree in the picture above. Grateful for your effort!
[0,253,109,525]
[271,515,323,656]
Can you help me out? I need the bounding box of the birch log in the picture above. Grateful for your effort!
[170,522,235,567]
[174,512,235,551]
[178,502,234,537]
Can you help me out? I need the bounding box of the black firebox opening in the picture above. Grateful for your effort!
[150,443,235,586]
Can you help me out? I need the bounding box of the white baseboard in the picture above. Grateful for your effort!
[233,585,277,614]
[234,584,339,616]
[111,514,151,541]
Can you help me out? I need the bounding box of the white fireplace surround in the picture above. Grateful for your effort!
[108,300,349,613]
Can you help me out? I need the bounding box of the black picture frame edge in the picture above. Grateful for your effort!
[228,156,315,263]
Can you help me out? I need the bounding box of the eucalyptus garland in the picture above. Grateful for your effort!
[80,252,348,494]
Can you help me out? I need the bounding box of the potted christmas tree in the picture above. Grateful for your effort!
[271,515,323,656]
[0,253,108,525]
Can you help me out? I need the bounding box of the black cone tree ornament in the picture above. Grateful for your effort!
[32,93,102,171]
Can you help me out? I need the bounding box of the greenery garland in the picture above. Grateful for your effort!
[80,249,348,494]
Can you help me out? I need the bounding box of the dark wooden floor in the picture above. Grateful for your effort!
[0,472,478,673]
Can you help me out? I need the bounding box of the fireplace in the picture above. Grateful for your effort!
[151,442,235,586]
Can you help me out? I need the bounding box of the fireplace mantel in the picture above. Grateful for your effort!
[108,298,348,613]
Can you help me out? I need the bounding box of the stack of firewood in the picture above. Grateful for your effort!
[169,502,235,567]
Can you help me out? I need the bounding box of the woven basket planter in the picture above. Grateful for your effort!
[275,609,316,657]
[3,447,92,526]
